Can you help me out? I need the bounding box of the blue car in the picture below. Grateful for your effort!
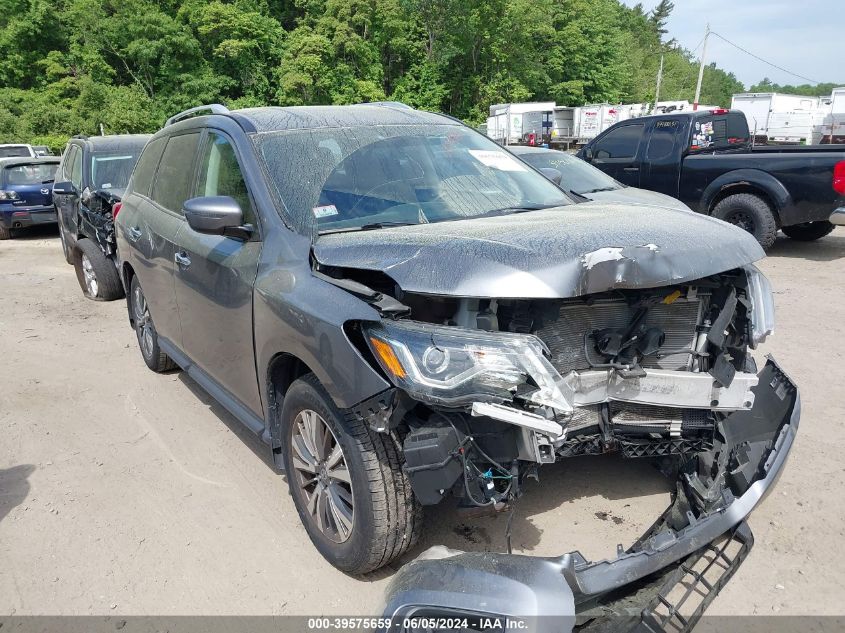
[0,157,60,240]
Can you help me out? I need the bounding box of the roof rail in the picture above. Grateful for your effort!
[165,104,230,127]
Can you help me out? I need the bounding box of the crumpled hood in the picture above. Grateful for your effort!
[587,186,693,213]
[313,203,764,298]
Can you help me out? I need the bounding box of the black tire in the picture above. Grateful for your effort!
[782,220,835,242]
[128,275,177,372]
[58,218,75,264]
[280,374,422,574]
[712,193,778,250]
[72,238,124,301]
[0,224,11,240]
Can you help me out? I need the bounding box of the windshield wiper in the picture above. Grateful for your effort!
[478,203,563,218]
[319,221,418,235]
[579,186,618,194]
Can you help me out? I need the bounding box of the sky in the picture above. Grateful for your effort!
[620,0,843,89]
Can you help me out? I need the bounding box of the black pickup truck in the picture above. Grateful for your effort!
[577,109,845,249]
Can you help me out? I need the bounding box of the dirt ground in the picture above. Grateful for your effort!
[1,225,843,617]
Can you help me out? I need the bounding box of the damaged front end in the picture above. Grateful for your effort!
[79,187,122,257]
[318,257,794,629]
[380,358,797,632]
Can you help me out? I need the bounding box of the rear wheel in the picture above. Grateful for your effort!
[0,224,11,240]
[711,193,778,250]
[782,220,835,241]
[129,275,177,373]
[73,238,124,301]
[281,374,421,574]
[58,219,74,264]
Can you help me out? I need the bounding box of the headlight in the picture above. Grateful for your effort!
[0,190,19,200]
[363,320,572,412]
[745,265,775,348]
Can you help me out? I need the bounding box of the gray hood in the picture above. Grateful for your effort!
[587,186,693,213]
[313,203,764,299]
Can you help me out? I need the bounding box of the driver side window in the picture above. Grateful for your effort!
[593,124,644,159]
[197,132,254,225]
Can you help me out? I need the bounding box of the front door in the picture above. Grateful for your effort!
[588,122,645,187]
[173,130,262,416]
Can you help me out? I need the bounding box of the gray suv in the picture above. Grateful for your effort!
[117,104,798,619]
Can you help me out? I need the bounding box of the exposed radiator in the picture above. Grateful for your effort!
[534,295,705,376]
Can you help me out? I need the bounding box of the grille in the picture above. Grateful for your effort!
[534,296,704,376]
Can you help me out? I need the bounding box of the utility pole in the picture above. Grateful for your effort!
[693,23,710,111]
[653,54,665,114]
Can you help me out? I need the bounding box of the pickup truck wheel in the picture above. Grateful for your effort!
[281,374,422,574]
[712,193,778,250]
[129,276,177,373]
[782,220,835,241]
[72,238,124,301]
[0,224,11,240]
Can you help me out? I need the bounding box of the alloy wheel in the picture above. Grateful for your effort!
[290,409,354,543]
[81,254,98,297]
[132,284,154,359]
[727,210,755,234]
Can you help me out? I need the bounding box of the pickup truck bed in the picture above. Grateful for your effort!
[578,110,845,249]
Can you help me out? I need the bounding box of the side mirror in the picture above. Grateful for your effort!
[53,181,76,195]
[539,168,563,185]
[183,196,251,240]
[583,147,594,160]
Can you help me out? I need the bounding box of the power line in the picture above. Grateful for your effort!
[709,31,821,85]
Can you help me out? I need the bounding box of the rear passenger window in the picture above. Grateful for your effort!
[691,114,749,151]
[593,124,644,159]
[70,146,83,189]
[130,137,166,197]
[196,132,254,224]
[151,133,201,213]
[646,119,679,160]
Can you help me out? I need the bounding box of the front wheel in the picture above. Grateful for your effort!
[782,220,835,241]
[280,374,421,574]
[129,276,177,373]
[711,193,778,250]
[73,238,124,301]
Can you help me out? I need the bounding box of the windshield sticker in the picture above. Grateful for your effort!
[468,150,527,172]
[313,204,338,218]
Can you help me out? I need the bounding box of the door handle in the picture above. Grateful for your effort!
[127,226,142,242]
[174,251,192,268]
[623,167,640,172]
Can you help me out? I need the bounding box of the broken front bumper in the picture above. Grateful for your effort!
[381,358,799,632]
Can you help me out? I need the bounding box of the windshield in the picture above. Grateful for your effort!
[90,151,142,190]
[4,163,58,185]
[518,151,622,195]
[255,124,571,235]
[0,146,32,158]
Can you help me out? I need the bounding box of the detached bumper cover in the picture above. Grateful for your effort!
[381,358,799,632]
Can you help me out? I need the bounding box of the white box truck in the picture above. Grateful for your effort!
[486,102,555,145]
[730,93,820,141]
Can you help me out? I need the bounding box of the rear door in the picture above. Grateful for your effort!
[587,122,645,186]
[640,118,685,197]
[54,144,80,234]
[126,132,201,347]
[172,130,262,415]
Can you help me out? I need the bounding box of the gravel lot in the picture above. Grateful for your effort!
[1,225,843,617]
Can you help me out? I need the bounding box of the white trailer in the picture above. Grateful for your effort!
[817,88,845,144]
[767,110,827,145]
[487,102,555,145]
[730,93,820,140]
